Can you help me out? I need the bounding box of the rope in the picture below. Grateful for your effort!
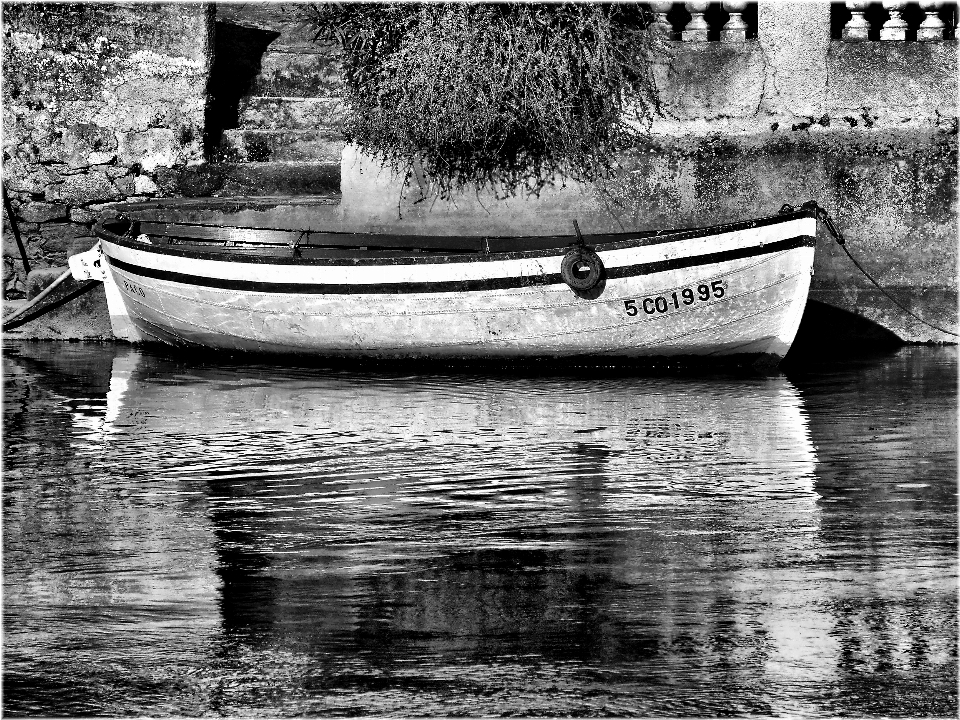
[837,243,958,337]
[2,268,74,325]
[2,280,99,332]
[783,201,958,338]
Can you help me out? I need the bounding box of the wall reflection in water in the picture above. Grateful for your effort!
[2,343,955,717]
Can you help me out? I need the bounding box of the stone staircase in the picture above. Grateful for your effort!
[211,3,345,196]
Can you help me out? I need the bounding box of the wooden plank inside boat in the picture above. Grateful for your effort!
[137,221,599,254]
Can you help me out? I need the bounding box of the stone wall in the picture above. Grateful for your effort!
[2,2,214,298]
[3,1,956,344]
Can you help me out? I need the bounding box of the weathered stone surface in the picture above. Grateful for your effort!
[152,164,224,197]
[45,171,121,204]
[134,174,160,195]
[180,167,222,197]
[26,266,69,299]
[214,160,341,196]
[2,159,60,194]
[2,2,213,300]
[117,129,179,172]
[828,42,957,121]
[3,255,25,298]
[18,202,68,223]
[99,165,131,179]
[249,51,343,97]
[238,96,347,132]
[5,267,113,340]
[654,43,766,121]
[113,174,136,195]
[62,122,118,168]
[215,3,312,37]
[757,1,831,119]
[219,128,345,163]
[69,207,98,224]
[36,222,95,263]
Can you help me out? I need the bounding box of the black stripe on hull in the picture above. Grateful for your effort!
[105,235,815,296]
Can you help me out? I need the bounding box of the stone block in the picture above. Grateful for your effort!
[113,175,136,195]
[69,207,99,224]
[46,170,122,204]
[249,51,343,97]
[758,1,831,118]
[18,201,68,223]
[238,96,347,132]
[62,122,118,169]
[655,43,766,121]
[827,42,958,121]
[3,256,26,298]
[117,129,179,172]
[35,222,95,262]
[215,161,341,196]
[2,159,59,194]
[339,145,601,236]
[133,174,160,195]
[153,164,224,197]
[103,165,131,179]
[26,266,68,299]
[2,229,29,262]
[219,129,345,163]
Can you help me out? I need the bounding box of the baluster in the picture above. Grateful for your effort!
[917,0,946,41]
[650,1,676,40]
[842,0,871,41]
[682,1,710,42]
[720,0,748,42]
[880,0,908,40]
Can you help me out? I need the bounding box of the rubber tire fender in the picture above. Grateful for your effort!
[561,246,605,292]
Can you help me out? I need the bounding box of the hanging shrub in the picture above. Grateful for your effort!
[304,2,662,198]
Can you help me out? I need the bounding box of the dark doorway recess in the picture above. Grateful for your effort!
[205,21,280,160]
[783,299,904,367]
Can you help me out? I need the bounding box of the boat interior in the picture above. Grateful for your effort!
[94,195,806,260]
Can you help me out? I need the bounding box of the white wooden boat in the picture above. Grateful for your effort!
[83,198,818,365]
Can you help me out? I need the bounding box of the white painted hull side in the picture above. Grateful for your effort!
[99,215,817,362]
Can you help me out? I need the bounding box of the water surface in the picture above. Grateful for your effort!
[3,343,956,716]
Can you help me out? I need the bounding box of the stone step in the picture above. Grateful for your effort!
[212,161,341,196]
[219,128,345,163]
[249,50,342,97]
[237,96,347,132]
[216,2,320,49]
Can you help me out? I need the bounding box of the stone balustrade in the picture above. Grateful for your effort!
[838,1,956,41]
[649,2,955,42]
[650,2,757,42]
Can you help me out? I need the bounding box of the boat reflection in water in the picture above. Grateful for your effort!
[6,342,955,716]
[50,348,832,713]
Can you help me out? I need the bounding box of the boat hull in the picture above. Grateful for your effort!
[97,212,817,363]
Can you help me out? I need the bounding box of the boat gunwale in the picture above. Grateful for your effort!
[93,208,817,267]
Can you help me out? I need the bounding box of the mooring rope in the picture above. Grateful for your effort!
[2,279,99,332]
[782,201,958,338]
[1,268,99,333]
